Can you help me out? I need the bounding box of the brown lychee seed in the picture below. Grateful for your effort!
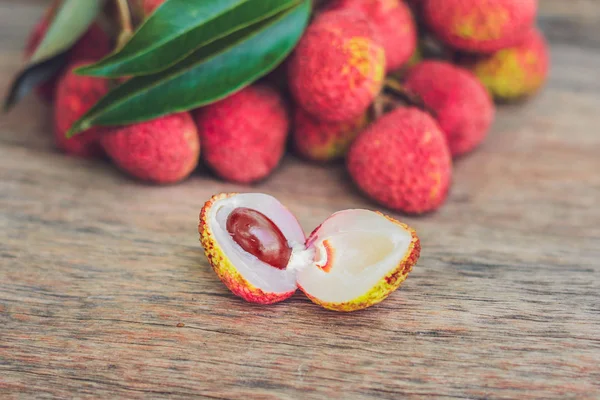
[226,207,292,270]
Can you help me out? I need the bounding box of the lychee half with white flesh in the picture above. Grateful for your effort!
[198,193,421,311]
[298,210,421,311]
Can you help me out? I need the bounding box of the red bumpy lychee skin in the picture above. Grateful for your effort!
[53,61,109,158]
[347,107,452,214]
[458,28,550,102]
[193,85,289,184]
[424,0,538,53]
[403,61,495,157]
[327,0,417,72]
[101,113,200,184]
[287,9,385,122]
[293,107,367,162]
[25,11,111,102]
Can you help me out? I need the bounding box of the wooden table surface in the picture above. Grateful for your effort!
[1,1,599,399]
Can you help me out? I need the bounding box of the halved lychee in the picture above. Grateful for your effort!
[199,193,305,304]
[198,193,421,311]
[298,210,421,311]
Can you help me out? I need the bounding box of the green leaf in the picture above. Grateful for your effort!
[3,0,105,111]
[77,0,300,78]
[67,0,310,137]
[31,0,105,63]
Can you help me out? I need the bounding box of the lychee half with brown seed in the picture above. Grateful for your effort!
[198,193,420,311]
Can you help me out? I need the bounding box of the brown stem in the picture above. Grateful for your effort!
[115,0,133,50]
[371,95,386,121]
[383,78,437,118]
[127,0,143,29]
[369,93,407,121]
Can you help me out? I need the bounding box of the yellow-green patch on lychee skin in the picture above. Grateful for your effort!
[343,37,386,95]
[300,214,421,312]
[453,5,509,42]
[424,0,537,53]
[473,49,528,100]
[198,193,296,305]
[407,46,423,68]
[294,109,369,162]
[323,114,368,160]
[288,9,386,122]
[462,29,549,101]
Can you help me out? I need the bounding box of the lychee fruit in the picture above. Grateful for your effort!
[403,60,495,157]
[347,107,452,214]
[423,0,538,53]
[293,107,367,162]
[53,61,109,158]
[287,9,386,122]
[25,11,111,102]
[198,192,420,311]
[458,28,550,102]
[327,0,417,72]
[100,112,200,184]
[193,85,289,184]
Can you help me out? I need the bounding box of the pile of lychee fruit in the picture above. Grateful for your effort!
[27,0,548,215]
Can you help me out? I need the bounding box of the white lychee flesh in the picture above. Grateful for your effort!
[297,210,415,304]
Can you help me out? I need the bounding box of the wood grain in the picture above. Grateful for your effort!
[1,1,599,399]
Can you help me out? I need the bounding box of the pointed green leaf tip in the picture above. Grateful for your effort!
[66,0,310,137]
[66,120,92,138]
